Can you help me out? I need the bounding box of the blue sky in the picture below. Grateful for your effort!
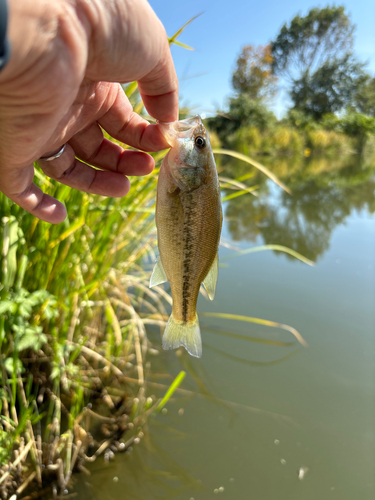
[149,0,375,118]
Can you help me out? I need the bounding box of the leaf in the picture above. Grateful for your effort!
[221,188,258,202]
[170,40,194,51]
[48,217,85,249]
[206,343,302,367]
[219,176,258,197]
[0,300,17,315]
[15,254,28,291]
[199,312,308,348]
[156,371,186,411]
[168,13,202,45]
[213,149,291,194]
[18,301,33,319]
[124,81,138,98]
[18,331,46,352]
[4,357,24,375]
[222,244,315,266]
[2,216,19,291]
[203,326,296,347]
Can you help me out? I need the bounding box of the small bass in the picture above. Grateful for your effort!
[150,116,222,358]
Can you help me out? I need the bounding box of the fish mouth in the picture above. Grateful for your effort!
[158,115,203,146]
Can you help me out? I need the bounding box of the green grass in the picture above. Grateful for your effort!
[0,124,178,496]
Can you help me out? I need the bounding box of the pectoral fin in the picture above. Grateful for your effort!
[202,253,219,301]
[149,257,168,288]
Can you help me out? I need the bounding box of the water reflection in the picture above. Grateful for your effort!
[73,152,375,500]
[223,154,375,261]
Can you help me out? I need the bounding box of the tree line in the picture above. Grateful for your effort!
[209,5,375,153]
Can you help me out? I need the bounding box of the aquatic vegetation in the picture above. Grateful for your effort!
[0,158,183,496]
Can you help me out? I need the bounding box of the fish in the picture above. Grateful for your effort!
[149,116,222,358]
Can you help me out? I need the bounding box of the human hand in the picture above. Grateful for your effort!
[0,0,178,223]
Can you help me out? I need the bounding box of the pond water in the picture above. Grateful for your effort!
[73,154,375,500]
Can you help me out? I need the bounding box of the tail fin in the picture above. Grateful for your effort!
[162,314,202,358]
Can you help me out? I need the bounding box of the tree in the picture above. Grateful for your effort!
[290,55,367,118]
[353,75,375,117]
[207,94,276,144]
[231,45,277,101]
[271,6,354,80]
[270,6,364,115]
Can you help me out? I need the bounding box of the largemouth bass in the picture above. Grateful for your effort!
[150,116,222,358]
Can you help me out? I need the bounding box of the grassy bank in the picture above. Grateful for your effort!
[0,110,185,497]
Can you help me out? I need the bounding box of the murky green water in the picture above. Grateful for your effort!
[73,154,375,500]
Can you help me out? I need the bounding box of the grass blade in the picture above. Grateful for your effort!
[213,148,291,194]
[222,244,315,266]
[48,217,85,249]
[170,40,194,51]
[168,13,203,44]
[156,371,186,412]
[199,312,308,348]
[219,176,258,197]
[202,326,296,347]
[222,187,259,202]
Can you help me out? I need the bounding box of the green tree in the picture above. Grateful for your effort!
[231,45,277,101]
[270,6,363,115]
[353,75,375,117]
[207,94,276,144]
[271,6,354,79]
[291,55,366,118]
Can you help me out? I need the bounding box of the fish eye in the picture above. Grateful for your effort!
[195,136,206,149]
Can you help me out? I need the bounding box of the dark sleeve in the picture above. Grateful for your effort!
[0,0,10,72]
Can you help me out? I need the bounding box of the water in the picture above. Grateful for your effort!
[73,155,375,499]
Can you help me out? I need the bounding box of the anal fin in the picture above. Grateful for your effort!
[202,253,219,301]
[149,257,168,288]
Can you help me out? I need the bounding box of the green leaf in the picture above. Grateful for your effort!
[168,13,202,44]
[200,312,308,348]
[0,300,17,315]
[15,255,28,291]
[18,331,46,352]
[213,149,291,194]
[2,216,19,291]
[156,371,186,411]
[4,357,24,375]
[222,244,315,267]
[169,40,194,51]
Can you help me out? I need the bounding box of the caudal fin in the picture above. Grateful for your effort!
[162,314,202,358]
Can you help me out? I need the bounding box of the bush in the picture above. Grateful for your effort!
[340,113,375,152]
[285,109,319,130]
[207,94,277,145]
[261,127,304,155]
[230,126,262,154]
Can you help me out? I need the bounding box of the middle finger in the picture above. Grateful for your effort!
[68,122,155,176]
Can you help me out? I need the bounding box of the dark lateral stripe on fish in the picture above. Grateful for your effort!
[182,193,195,321]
